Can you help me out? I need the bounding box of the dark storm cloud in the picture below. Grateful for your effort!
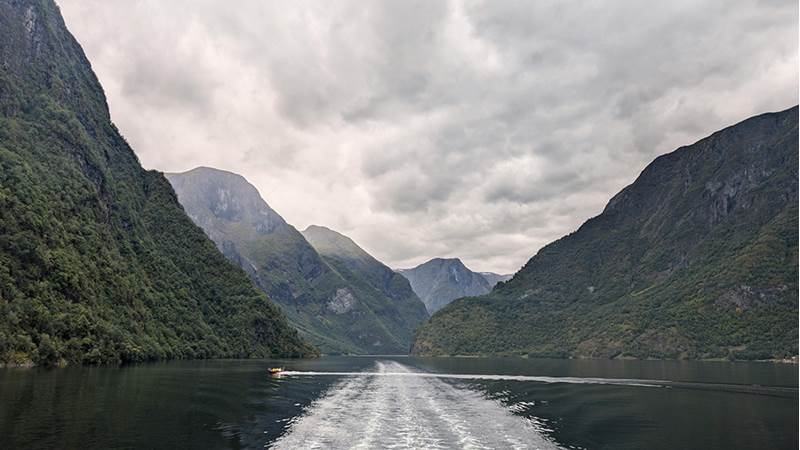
[58,0,797,273]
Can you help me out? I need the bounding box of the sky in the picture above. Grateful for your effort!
[57,0,797,274]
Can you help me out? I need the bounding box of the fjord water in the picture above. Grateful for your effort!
[0,357,795,449]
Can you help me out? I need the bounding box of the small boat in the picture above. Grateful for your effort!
[268,367,283,375]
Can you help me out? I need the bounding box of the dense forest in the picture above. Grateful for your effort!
[0,0,315,366]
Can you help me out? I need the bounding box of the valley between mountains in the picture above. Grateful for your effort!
[0,0,796,366]
[167,106,798,361]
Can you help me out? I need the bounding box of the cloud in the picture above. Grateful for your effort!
[57,0,797,273]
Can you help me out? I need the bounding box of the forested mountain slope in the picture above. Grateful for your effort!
[301,225,428,346]
[413,107,798,360]
[168,168,427,354]
[0,0,314,365]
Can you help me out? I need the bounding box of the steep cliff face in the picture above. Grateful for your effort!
[413,107,798,360]
[0,0,315,365]
[167,168,323,301]
[398,258,494,314]
[167,168,427,354]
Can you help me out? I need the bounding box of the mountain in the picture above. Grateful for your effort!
[398,258,500,314]
[0,0,314,366]
[166,168,427,354]
[300,225,429,341]
[480,272,513,287]
[412,106,799,360]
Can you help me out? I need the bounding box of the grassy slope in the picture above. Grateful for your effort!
[302,226,429,352]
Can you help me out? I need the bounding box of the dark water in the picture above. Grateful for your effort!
[0,356,796,449]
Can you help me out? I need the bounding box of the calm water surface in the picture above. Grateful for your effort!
[0,356,796,449]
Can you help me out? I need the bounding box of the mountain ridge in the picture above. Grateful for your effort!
[412,106,799,360]
[0,0,315,365]
[301,224,429,345]
[398,258,508,314]
[167,167,428,354]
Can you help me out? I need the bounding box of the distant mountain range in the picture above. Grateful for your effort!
[413,106,799,360]
[0,0,314,366]
[398,258,511,314]
[167,168,428,354]
[479,272,514,287]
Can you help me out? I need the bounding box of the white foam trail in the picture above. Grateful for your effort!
[279,370,663,388]
[270,361,564,449]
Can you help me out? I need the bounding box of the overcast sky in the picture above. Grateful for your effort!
[58,0,797,274]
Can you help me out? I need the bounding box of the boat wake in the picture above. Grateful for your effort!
[276,369,797,397]
[280,369,662,387]
[270,361,564,449]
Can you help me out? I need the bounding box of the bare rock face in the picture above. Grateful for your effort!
[167,168,287,238]
[715,284,789,311]
[328,288,357,314]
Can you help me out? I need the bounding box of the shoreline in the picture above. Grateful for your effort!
[4,354,798,369]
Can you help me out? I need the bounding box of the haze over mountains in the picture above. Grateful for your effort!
[0,0,314,366]
[413,107,799,360]
[167,168,428,354]
[479,272,514,288]
[398,259,510,314]
[0,0,795,368]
